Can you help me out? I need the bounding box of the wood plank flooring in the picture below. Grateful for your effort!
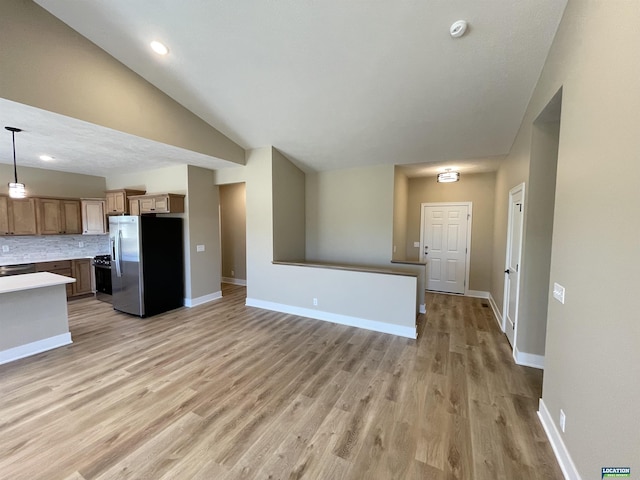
[0,285,563,479]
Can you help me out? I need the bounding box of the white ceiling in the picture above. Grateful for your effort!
[3,1,567,177]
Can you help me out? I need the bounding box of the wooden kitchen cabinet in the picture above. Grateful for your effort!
[5,197,37,235]
[128,193,185,214]
[36,198,82,235]
[81,199,107,234]
[0,196,8,235]
[105,189,146,215]
[36,260,74,297]
[72,258,93,296]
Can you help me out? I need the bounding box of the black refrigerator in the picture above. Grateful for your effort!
[109,215,184,317]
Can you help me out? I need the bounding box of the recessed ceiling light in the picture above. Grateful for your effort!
[39,154,54,161]
[150,40,169,55]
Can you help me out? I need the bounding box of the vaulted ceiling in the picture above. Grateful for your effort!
[2,1,567,176]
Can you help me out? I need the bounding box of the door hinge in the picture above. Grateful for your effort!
[516,202,523,212]
[467,213,470,220]
[516,263,519,272]
[465,247,468,254]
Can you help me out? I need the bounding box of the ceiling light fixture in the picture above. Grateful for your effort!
[5,126,26,198]
[40,154,53,161]
[450,20,468,38]
[150,40,169,55]
[437,168,460,183]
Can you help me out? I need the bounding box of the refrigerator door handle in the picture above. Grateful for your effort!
[115,229,123,278]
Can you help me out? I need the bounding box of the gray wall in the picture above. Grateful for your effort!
[406,172,496,293]
[0,0,243,164]
[392,168,408,261]
[0,164,106,198]
[491,1,640,475]
[272,149,305,262]
[306,164,395,266]
[219,183,246,281]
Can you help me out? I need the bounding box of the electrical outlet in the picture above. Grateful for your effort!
[559,409,566,433]
[313,298,318,306]
[1,245,8,253]
[78,241,84,248]
[393,245,397,253]
[553,282,565,304]
[231,270,235,277]
[196,244,205,252]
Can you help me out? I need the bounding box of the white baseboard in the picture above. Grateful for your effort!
[537,398,582,480]
[222,277,247,286]
[0,333,72,365]
[419,303,426,314]
[245,298,417,339]
[488,293,503,331]
[514,346,545,369]
[466,289,490,299]
[184,291,222,308]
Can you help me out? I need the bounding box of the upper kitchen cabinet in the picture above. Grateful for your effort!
[36,198,82,235]
[1,197,37,236]
[128,193,185,214]
[105,189,146,215]
[0,196,8,235]
[81,199,107,235]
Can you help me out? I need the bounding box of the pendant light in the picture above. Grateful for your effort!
[5,126,26,198]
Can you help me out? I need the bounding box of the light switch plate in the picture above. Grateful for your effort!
[413,242,420,248]
[1,245,8,253]
[196,244,205,252]
[553,282,565,304]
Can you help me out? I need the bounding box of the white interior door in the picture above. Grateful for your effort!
[421,203,470,294]
[503,184,525,347]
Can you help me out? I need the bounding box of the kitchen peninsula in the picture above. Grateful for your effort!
[0,272,75,365]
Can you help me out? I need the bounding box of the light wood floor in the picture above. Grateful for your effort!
[0,285,563,480]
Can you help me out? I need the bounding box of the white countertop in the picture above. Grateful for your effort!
[0,272,75,294]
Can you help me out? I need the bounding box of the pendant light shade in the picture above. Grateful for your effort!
[5,126,26,198]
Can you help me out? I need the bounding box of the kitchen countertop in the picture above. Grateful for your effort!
[0,272,75,294]
[0,255,98,267]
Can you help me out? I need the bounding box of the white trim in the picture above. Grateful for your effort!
[488,293,503,331]
[221,277,247,286]
[420,202,472,296]
[184,291,222,307]
[245,298,417,339]
[0,333,72,365]
[514,346,544,369]
[537,399,582,480]
[466,290,489,299]
[419,303,426,314]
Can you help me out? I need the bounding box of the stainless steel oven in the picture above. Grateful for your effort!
[93,255,112,303]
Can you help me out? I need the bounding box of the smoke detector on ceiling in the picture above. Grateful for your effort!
[450,20,468,38]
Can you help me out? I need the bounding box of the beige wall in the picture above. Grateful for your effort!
[306,164,395,266]
[219,183,246,281]
[0,0,243,164]
[0,164,105,198]
[272,149,305,262]
[492,2,640,475]
[186,166,221,299]
[407,172,496,292]
[392,168,408,261]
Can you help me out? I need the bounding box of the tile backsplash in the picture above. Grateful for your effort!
[0,235,110,264]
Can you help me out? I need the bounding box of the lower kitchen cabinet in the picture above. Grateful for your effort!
[36,258,93,298]
[72,259,93,296]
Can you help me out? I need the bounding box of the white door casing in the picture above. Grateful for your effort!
[503,183,525,348]
[420,203,471,295]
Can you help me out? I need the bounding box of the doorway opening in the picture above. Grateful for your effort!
[219,182,247,294]
[506,87,562,368]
